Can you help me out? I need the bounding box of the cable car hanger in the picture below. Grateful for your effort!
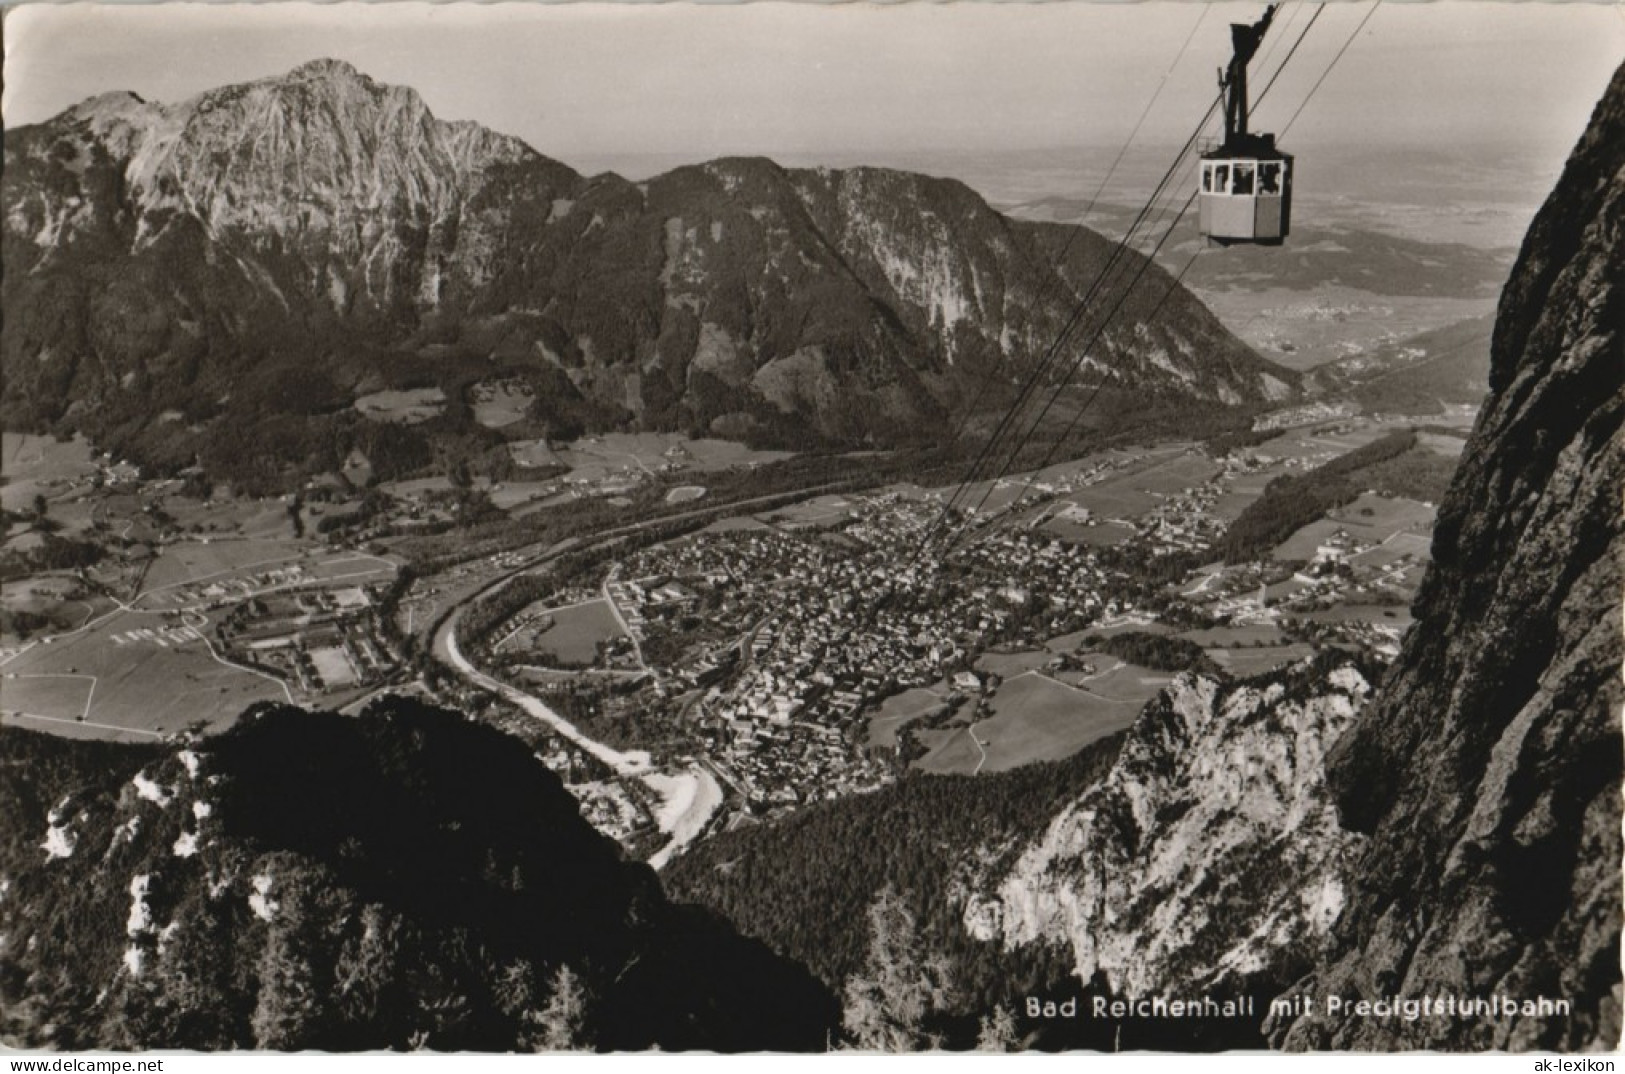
[1199,4,1293,246]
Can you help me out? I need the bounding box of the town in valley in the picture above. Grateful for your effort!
[1,398,1470,858]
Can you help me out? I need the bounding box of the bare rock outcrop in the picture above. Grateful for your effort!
[1266,60,1625,1052]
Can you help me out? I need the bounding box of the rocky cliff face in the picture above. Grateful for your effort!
[957,61,1623,1052]
[14,61,549,305]
[962,656,1373,1000]
[2,59,1290,482]
[0,700,838,1051]
[1264,60,1625,1052]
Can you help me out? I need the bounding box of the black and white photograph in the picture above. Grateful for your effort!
[0,0,1620,1057]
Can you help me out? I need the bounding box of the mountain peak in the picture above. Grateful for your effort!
[283,57,367,84]
[61,88,158,127]
[3,59,1279,473]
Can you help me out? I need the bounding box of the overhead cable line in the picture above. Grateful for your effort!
[910,90,1226,558]
[922,5,1214,514]
[938,184,1204,557]
[1278,1,1381,138]
[1035,239,1206,477]
[1083,4,1210,227]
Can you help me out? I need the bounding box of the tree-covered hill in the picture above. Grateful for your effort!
[0,700,837,1051]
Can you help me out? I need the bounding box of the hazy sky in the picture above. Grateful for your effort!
[4,1,1622,177]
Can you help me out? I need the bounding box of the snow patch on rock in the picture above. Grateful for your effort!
[248,873,279,922]
[41,823,77,861]
[1327,664,1371,697]
[127,874,153,936]
[132,771,172,807]
[41,798,78,860]
[113,816,142,847]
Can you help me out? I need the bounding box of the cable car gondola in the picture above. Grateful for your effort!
[1199,5,1292,246]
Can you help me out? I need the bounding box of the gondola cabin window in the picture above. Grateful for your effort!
[1201,159,1286,196]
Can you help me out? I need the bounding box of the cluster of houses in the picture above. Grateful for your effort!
[592,497,1150,807]
[218,584,396,694]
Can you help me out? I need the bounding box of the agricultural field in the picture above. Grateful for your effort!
[0,433,99,514]
[865,685,951,749]
[0,710,158,744]
[0,576,109,639]
[354,387,446,424]
[914,667,1157,776]
[497,599,627,667]
[0,608,287,739]
[762,495,857,529]
[696,516,774,537]
[949,445,1215,526]
[1329,493,1437,532]
[974,649,1055,678]
[469,380,534,428]
[1062,660,1176,701]
[1046,448,1219,522]
[1254,427,1372,468]
[1272,520,1358,561]
[951,476,1052,518]
[379,475,457,499]
[1207,490,1267,522]
[1040,516,1134,546]
[553,433,791,484]
[487,482,566,512]
[1302,424,1400,456]
[302,552,398,582]
[1197,286,1494,372]
[1216,457,1293,495]
[1425,404,1481,432]
[130,546,397,624]
[1050,622,1171,646]
[1299,603,1413,629]
[1177,624,1292,648]
[161,495,301,540]
[29,496,100,540]
[509,440,563,470]
[1263,577,1318,605]
[663,437,795,472]
[665,486,707,505]
[1359,533,1433,567]
[1203,644,1317,677]
[1273,494,1435,561]
[137,539,306,592]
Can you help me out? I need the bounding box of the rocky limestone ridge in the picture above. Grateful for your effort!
[2,59,1292,475]
[13,58,552,312]
[962,654,1374,999]
[1264,59,1625,1053]
[73,59,535,230]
